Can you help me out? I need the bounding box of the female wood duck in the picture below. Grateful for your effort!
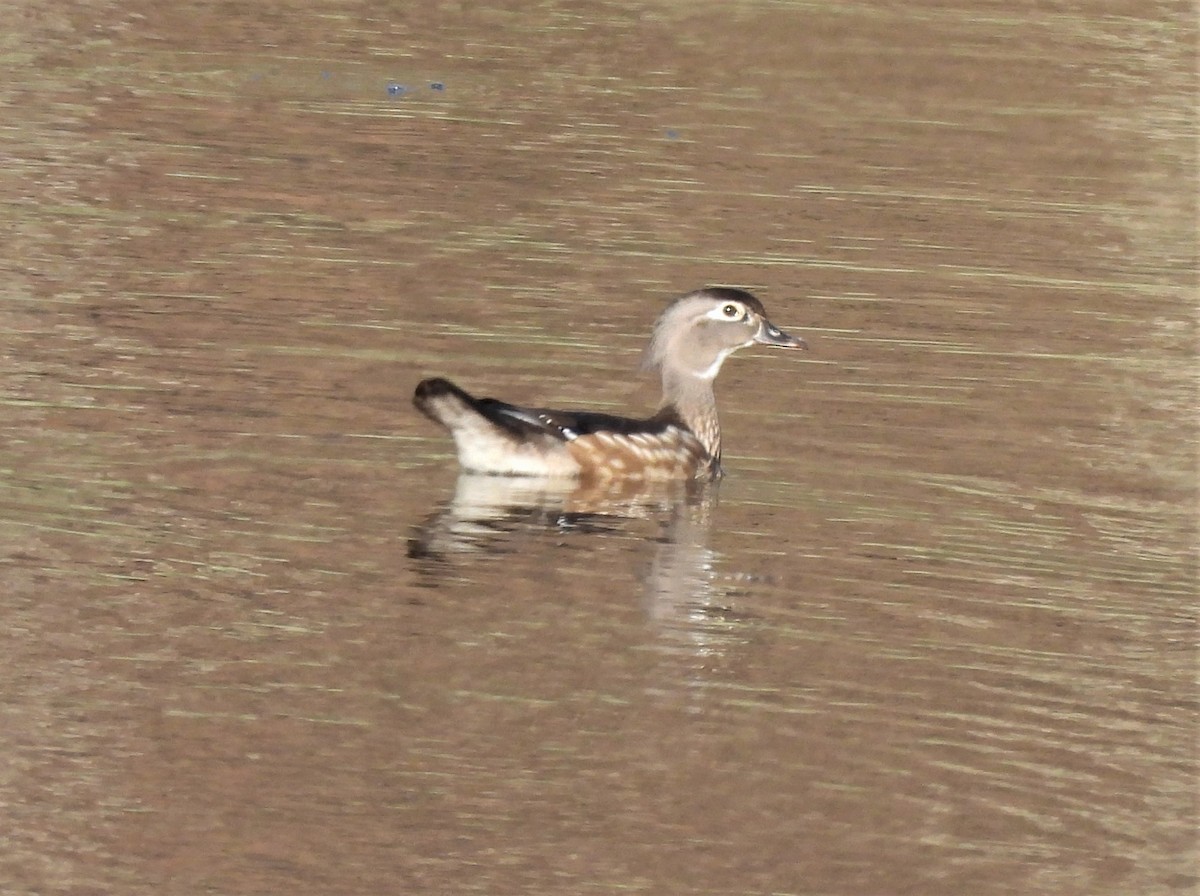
[414,287,807,480]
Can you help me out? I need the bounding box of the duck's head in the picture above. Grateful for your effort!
[641,287,807,381]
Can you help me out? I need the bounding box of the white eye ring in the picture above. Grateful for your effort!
[721,303,742,319]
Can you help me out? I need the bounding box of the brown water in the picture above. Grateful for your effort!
[3,2,1196,894]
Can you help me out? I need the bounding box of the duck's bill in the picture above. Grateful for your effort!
[755,319,808,350]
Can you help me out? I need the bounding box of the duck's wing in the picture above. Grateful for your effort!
[483,401,667,442]
[416,377,683,440]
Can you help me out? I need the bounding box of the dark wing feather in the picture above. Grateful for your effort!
[416,377,686,443]
[479,400,680,443]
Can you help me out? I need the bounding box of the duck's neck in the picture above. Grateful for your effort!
[661,367,721,462]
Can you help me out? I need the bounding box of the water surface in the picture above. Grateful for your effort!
[2,1,1195,894]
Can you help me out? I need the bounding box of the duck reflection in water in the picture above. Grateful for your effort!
[407,473,746,656]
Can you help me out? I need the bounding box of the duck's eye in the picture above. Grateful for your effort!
[722,303,741,319]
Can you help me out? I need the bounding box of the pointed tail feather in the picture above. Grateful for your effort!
[413,377,479,429]
[414,378,539,438]
[413,377,581,476]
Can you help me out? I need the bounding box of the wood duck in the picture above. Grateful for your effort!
[413,287,807,480]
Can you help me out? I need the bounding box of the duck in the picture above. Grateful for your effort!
[413,286,806,480]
